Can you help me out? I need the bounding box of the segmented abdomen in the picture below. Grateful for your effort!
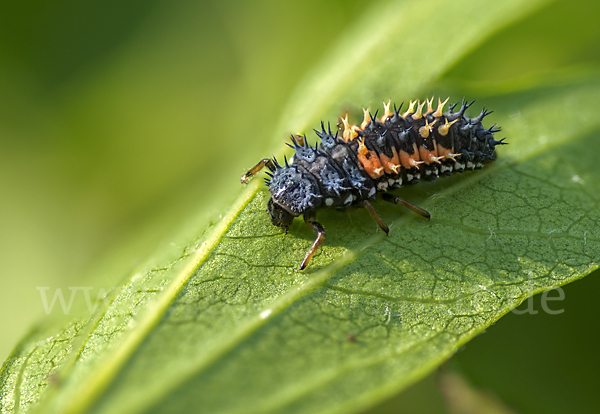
[267,97,504,216]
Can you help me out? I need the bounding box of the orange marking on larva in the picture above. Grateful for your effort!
[436,144,455,158]
[433,97,450,118]
[293,134,305,147]
[360,107,371,129]
[357,139,384,179]
[379,146,401,175]
[402,100,417,117]
[418,119,437,138]
[438,117,459,136]
[412,100,426,120]
[425,96,435,114]
[399,149,422,169]
[419,147,440,165]
[341,114,358,142]
[389,163,402,174]
[347,125,363,143]
[381,100,393,122]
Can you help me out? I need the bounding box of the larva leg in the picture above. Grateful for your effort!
[299,214,326,271]
[363,200,389,235]
[240,158,275,184]
[382,193,430,220]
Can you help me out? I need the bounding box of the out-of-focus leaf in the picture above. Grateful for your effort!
[453,267,600,414]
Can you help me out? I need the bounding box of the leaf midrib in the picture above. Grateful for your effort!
[48,183,259,414]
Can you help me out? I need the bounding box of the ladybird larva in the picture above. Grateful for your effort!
[241,97,506,270]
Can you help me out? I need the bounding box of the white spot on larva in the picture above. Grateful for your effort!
[368,187,376,197]
[467,161,475,169]
[476,163,484,168]
[572,175,585,185]
[344,195,353,205]
[377,181,388,190]
[387,177,401,188]
[325,198,334,206]
[260,309,272,319]
[454,162,465,171]
[406,174,414,181]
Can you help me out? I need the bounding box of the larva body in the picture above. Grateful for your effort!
[242,97,506,269]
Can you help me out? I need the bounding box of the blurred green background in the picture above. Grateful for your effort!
[1,0,599,412]
[0,0,370,361]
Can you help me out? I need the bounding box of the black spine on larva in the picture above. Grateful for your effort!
[315,124,376,202]
[265,98,504,221]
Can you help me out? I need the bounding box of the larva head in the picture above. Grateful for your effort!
[267,164,321,228]
[267,198,295,229]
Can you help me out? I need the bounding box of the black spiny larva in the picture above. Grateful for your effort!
[241,97,506,270]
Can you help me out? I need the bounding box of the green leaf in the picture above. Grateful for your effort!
[4,0,600,414]
[453,269,600,414]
